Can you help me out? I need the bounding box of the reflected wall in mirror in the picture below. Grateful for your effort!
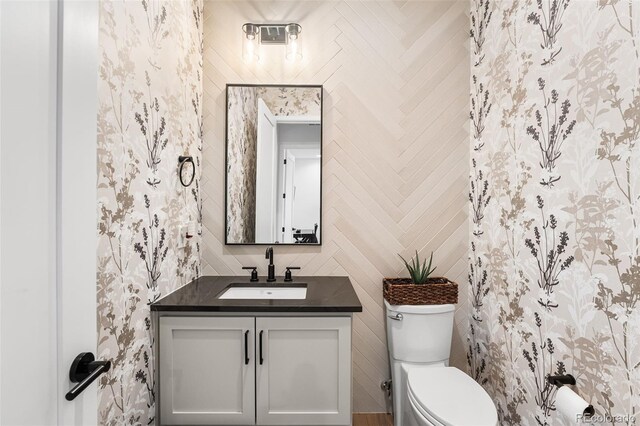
[226,85,322,245]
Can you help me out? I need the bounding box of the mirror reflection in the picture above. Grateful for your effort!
[226,85,322,245]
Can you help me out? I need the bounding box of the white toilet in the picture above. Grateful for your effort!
[385,301,498,426]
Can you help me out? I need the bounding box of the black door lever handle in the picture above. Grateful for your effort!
[65,352,111,401]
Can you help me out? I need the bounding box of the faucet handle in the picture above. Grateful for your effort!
[242,266,259,282]
[284,267,300,282]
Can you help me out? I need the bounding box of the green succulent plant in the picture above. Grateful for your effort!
[398,250,436,284]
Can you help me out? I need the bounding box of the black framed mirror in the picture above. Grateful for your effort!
[225,84,323,245]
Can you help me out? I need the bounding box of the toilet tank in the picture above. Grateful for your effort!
[385,300,454,364]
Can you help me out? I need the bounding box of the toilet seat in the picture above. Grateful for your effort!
[407,367,497,426]
[407,389,445,426]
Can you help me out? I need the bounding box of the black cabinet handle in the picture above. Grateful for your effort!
[65,352,111,401]
[244,330,250,365]
[259,330,264,365]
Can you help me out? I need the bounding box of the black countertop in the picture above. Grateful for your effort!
[151,276,363,313]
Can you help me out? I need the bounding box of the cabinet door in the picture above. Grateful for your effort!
[256,317,351,425]
[159,316,255,425]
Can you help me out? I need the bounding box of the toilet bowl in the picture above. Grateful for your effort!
[385,301,497,426]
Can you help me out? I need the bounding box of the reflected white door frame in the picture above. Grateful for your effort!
[281,150,297,243]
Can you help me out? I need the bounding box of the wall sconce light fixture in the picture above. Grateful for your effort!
[242,23,303,62]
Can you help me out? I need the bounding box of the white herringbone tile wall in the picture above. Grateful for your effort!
[202,0,469,412]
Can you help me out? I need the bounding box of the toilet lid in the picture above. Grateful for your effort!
[408,367,497,426]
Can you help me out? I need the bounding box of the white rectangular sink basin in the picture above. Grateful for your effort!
[218,285,307,300]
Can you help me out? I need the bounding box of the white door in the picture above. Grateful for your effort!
[159,316,256,425]
[281,151,296,243]
[0,0,99,424]
[255,99,277,243]
[256,317,351,425]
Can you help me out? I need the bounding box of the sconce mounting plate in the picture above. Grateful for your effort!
[260,26,287,44]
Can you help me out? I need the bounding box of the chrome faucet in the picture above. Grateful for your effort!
[265,247,276,282]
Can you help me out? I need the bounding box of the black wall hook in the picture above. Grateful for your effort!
[178,155,195,187]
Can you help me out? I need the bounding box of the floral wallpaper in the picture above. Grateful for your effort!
[469,1,640,425]
[96,0,203,424]
[257,86,321,116]
[227,86,258,243]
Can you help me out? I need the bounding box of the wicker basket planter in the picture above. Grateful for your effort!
[383,277,458,305]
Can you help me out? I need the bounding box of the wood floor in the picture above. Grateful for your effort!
[352,413,393,426]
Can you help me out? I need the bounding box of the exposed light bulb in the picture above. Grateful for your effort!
[242,23,260,63]
[286,39,300,61]
[243,38,258,62]
[285,23,302,61]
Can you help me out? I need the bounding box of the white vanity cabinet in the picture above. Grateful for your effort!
[256,317,351,425]
[159,316,256,425]
[158,315,352,426]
